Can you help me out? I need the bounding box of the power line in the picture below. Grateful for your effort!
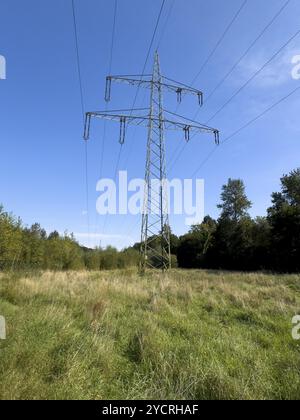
[168,0,293,172]
[128,85,300,244]
[120,1,175,241]
[99,0,118,181]
[71,0,85,122]
[171,85,300,177]
[167,0,248,166]
[165,109,216,129]
[108,0,118,75]
[122,0,167,130]
[222,87,300,145]
[206,27,300,123]
[156,0,175,49]
[203,0,292,106]
[84,141,90,235]
[126,3,297,244]
[102,1,167,236]
[114,0,166,169]
[137,0,166,89]
[190,85,300,178]
[190,0,248,86]
[166,108,214,172]
[104,1,167,236]
[71,0,90,243]
[94,0,119,245]
[168,141,187,173]
[125,0,167,127]
[101,144,123,235]
[121,0,176,173]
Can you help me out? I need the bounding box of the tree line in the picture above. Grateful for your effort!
[0,209,139,271]
[1,168,299,273]
[175,168,300,272]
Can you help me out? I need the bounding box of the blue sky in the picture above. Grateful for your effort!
[0,0,300,249]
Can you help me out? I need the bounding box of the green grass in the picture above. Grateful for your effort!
[0,269,300,400]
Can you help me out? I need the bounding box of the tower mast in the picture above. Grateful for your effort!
[141,52,171,271]
[84,53,220,271]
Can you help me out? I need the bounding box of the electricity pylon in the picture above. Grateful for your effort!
[84,52,219,272]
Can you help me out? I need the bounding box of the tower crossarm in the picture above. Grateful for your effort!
[163,119,219,144]
[84,111,150,143]
[84,111,219,144]
[105,75,203,105]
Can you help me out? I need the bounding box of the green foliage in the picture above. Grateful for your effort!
[1,168,300,273]
[0,206,139,272]
[1,270,299,399]
[178,169,300,273]
[267,169,300,272]
[177,216,217,268]
[22,224,46,269]
[0,206,23,270]
[207,216,256,270]
[218,178,252,222]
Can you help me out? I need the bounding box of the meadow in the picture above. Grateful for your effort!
[0,269,300,400]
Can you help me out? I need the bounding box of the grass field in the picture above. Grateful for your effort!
[0,269,300,400]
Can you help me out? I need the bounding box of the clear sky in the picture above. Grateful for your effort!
[0,0,300,249]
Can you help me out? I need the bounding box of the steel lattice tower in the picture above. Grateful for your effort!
[140,52,170,271]
[84,52,220,272]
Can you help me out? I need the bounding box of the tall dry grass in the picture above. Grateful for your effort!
[0,269,300,399]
